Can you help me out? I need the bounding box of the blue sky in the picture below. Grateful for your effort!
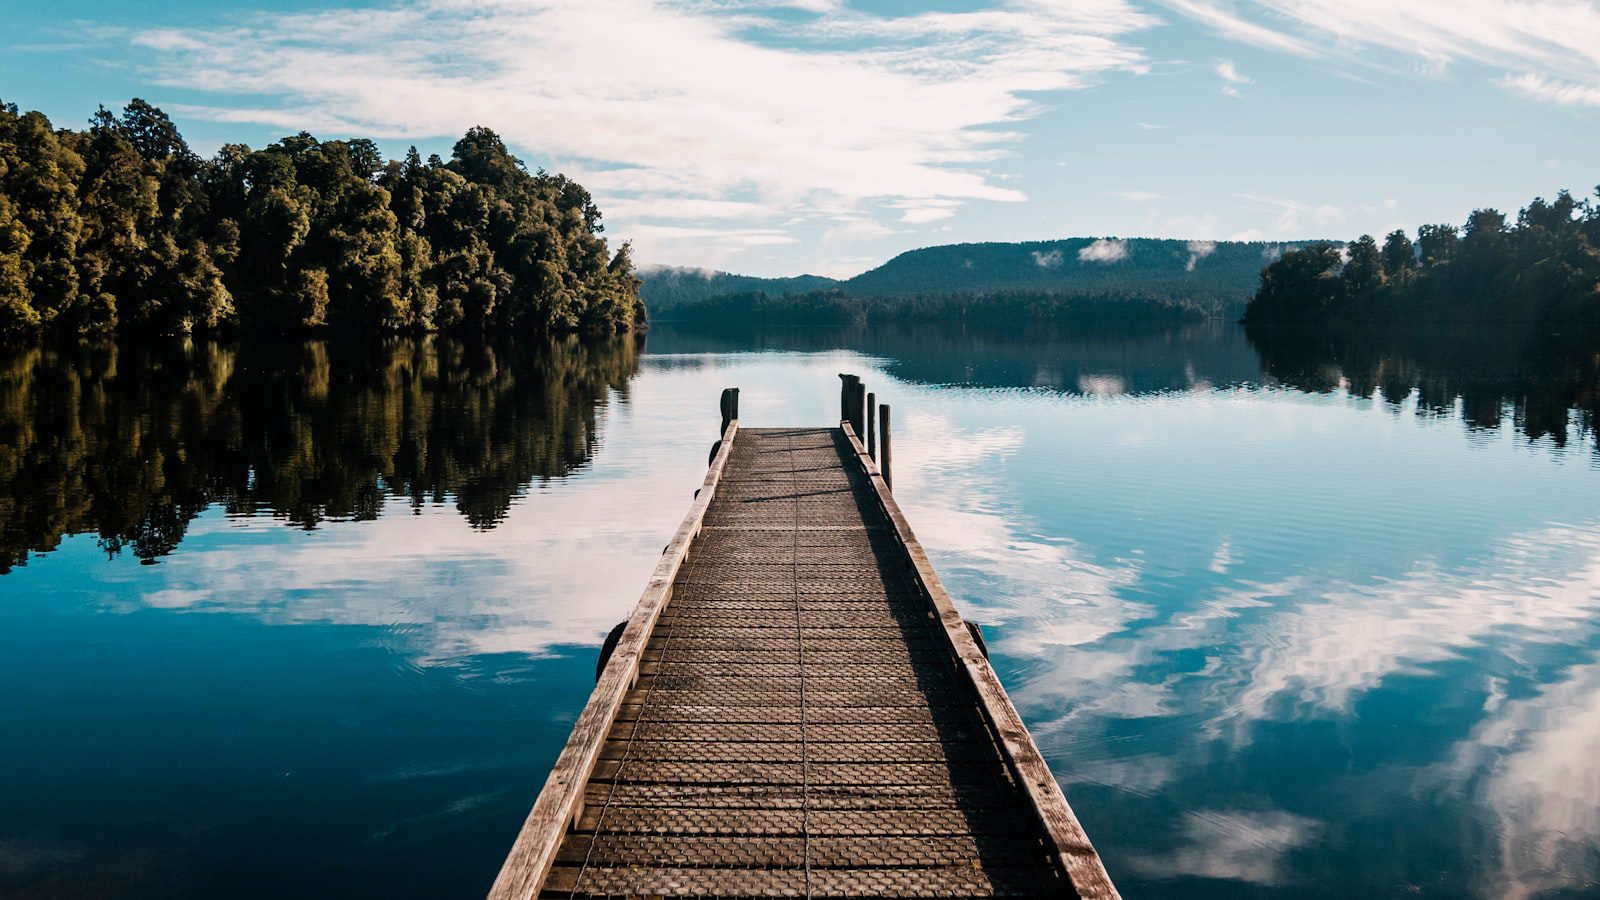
[4,0,1597,277]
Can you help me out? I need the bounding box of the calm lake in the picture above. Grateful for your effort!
[2,323,1598,898]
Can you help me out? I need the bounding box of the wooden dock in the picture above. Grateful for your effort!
[490,380,1118,899]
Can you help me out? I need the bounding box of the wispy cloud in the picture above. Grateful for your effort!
[1215,58,1251,95]
[1168,0,1600,109]
[1078,237,1129,262]
[1502,71,1600,106]
[1158,0,1319,56]
[1185,238,1217,270]
[1032,248,1065,268]
[892,198,962,224]
[128,0,1159,267]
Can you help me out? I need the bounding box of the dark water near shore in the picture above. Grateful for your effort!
[2,323,1598,898]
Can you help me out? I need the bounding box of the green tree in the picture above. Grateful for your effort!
[0,100,641,336]
[1380,230,1416,285]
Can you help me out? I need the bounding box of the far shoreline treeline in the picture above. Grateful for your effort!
[1244,187,1600,331]
[0,99,643,338]
[664,288,1208,330]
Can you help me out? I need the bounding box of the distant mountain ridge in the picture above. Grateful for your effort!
[642,237,1321,317]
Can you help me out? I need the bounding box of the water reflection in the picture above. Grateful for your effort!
[647,320,1261,395]
[4,322,1600,898]
[1247,324,1600,456]
[0,335,639,572]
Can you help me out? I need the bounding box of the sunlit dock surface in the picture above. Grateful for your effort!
[491,385,1116,899]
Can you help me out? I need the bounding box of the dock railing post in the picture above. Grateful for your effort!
[879,403,892,491]
[839,374,856,426]
[866,391,876,460]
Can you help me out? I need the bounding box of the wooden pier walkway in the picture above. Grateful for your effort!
[490,381,1117,899]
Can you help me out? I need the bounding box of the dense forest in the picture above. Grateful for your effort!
[669,287,1206,329]
[643,238,1305,317]
[640,268,837,310]
[1244,188,1600,329]
[0,334,640,572]
[0,99,643,337]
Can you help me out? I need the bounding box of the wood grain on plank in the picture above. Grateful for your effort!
[486,420,740,900]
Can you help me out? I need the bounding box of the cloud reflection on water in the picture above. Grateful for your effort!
[893,397,1600,894]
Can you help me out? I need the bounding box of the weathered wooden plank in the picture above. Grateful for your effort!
[486,418,740,900]
[495,420,1117,900]
[838,420,1121,900]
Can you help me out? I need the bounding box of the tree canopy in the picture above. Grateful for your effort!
[1244,188,1600,330]
[0,99,643,337]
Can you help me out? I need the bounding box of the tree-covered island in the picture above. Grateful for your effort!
[0,99,643,337]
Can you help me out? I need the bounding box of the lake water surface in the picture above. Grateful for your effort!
[3,323,1598,898]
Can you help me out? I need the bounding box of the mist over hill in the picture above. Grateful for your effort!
[642,237,1319,319]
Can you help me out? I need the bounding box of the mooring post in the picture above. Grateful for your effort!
[853,381,868,438]
[838,374,855,425]
[866,391,876,460]
[720,387,740,433]
[879,403,892,490]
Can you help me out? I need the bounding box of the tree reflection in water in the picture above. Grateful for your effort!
[0,334,640,573]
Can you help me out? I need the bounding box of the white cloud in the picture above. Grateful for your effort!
[893,199,962,224]
[1215,58,1251,95]
[1168,0,1600,110]
[1159,0,1319,56]
[129,0,1159,267]
[1186,238,1217,270]
[604,197,775,222]
[1078,237,1129,262]
[1032,248,1064,268]
[1502,71,1600,106]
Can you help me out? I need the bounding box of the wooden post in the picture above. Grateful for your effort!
[851,381,866,438]
[720,387,740,433]
[879,403,892,491]
[865,391,876,460]
[839,374,857,425]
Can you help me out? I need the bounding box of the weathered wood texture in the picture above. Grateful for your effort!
[488,421,739,900]
[494,425,1118,899]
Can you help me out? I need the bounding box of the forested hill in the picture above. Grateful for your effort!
[0,99,643,337]
[642,238,1310,317]
[640,268,837,310]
